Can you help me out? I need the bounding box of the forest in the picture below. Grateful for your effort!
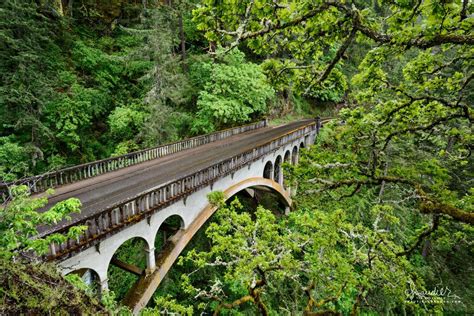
[0,0,472,315]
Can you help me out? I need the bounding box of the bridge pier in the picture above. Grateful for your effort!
[145,247,156,273]
[100,278,109,293]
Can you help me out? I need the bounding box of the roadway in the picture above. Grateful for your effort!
[38,119,313,236]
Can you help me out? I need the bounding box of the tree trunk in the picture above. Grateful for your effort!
[178,12,187,69]
[53,0,64,16]
[68,0,73,17]
[61,0,73,17]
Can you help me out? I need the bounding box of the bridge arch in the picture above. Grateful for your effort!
[283,151,291,189]
[125,177,291,312]
[284,150,291,164]
[65,267,101,293]
[300,142,305,149]
[263,161,273,179]
[152,214,185,254]
[107,236,152,300]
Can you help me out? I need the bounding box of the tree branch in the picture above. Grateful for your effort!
[304,26,357,95]
[380,94,468,126]
[218,1,474,53]
[213,296,254,316]
[396,214,440,257]
[354,18,474,49]
[419,194,474,225]
[460,0,468,21]
[338,183,362,200]
[307,176,474,225]
[304,280,346,315]
[382,113,470,151]
[239,3,333,41]
[251,267,269,316]
[350,286,365,316]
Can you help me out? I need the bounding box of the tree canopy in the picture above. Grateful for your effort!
[0,0,472,314]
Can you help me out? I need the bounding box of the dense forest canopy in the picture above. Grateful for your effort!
[0,0,473,314]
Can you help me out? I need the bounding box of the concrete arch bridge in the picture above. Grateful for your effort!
[0,118,326,313]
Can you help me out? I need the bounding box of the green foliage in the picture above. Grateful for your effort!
[0,257,105,314]
[207,191,226,207]
[0,185,86,259]
[289,119,474,312]
[166,197,430,315]
[0,138,32,181]
[108,105,146,141]
[0,0,152,176]
[107,237,147,301]
[142,295,193,316]
[100,289,133,315]
[1,0,472,314]
[261,55,347,103]
[139,103,193,147]
[121,4,198,145]
[188,54,213,92]
[0,185,102,313]
[181,1,474,314]
[0,0,66,175]
[191,49,275,133]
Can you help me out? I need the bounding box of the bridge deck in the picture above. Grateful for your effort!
[39,119,313,236]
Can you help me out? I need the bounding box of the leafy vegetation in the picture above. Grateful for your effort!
[154,195,432,314]
[0,0,472,314]
[192,48,275,133]
[0,257,106,315]
[0,186,103,313]
[0,186,85,259]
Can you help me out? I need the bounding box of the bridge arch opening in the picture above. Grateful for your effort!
[292,146,298,164]
[274,155,283,184]
[300,142,305,149]
[263,161,273,179]
[107,236,150,301]
[154,214,185,253]
[65,268,101,294]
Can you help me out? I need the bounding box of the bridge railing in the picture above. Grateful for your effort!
[45,121,317,260]
[0,120,267,200]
